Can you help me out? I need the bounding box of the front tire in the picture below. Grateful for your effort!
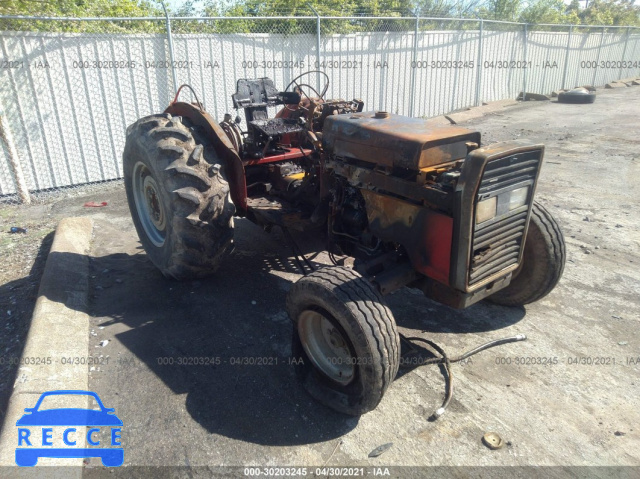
[488,202,566,306]
[286,266,400,415]
[123,113,235,280]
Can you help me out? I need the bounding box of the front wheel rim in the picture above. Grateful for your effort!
[132,161,166,247]
[298,310,355,385]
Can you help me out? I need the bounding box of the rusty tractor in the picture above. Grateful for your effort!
[123,73,565,415]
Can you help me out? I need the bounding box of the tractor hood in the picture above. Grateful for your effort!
[322,111,481,171]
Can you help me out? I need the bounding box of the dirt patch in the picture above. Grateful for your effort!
[0,183,129,417]
[0,207,56,415]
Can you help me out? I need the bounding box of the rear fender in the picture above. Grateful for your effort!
[164,102,247,214]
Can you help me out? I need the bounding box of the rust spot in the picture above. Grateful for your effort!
[322,112,480,170]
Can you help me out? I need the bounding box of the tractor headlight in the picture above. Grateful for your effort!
[476,196,497,224]
[509,186,529,211]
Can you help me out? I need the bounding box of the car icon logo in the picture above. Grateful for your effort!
[15,390,123,467]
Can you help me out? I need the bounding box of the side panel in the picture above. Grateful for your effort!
[360,190,452,285]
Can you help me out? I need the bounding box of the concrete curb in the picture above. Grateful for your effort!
[0,217,94,471]
[517,92,551,101]
[605,81,628,88]
[424,115,452,126]
[445,99,520,124]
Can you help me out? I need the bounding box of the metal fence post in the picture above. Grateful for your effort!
[474,19,484,107]
[561,25,573,90]
[592,26,605,87]
[308,5,322,91]
[0,105,31,204]
[409,14,420,117]
[619,27,631,80]
[160,0,178,96]
[522,23,528,101]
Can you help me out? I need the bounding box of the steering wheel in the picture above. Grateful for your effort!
[284,71,330,104]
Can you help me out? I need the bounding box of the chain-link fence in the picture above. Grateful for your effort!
[1,13,639,204]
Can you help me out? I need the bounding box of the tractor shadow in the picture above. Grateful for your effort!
[87,219,352,446]
[0,231,55,420]
[388,289,526,335]
[41,218,526,447]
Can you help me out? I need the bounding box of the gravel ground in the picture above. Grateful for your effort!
[0,183,126,418]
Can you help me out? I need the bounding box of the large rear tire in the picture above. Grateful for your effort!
[123,113,235,280]
[488,202,565,306]
[286,266,400,415]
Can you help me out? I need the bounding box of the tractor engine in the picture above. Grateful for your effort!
[322,111,544,307]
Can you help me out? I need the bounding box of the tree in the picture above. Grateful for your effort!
[0,0,162,16]
[478,0,524,21]
[414,0,485,18]
[0,0,163,31]
[196,0,417,33]
[519,0,580,24]
[0,0,638,30]
[579,0,640,26]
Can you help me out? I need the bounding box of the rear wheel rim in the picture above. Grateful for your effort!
[132,161,166,247]
[298,310,355,385]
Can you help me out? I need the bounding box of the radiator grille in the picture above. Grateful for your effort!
[469,150,542,286]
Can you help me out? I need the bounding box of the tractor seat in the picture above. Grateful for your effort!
[250,118,305,137]
[232,77,303,138]
[232,77,300,109]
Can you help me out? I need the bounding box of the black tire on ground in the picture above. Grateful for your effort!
[488,202,566,306]
[123,113,235,280]
[286,266,400,415]
[558,91,596,104]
